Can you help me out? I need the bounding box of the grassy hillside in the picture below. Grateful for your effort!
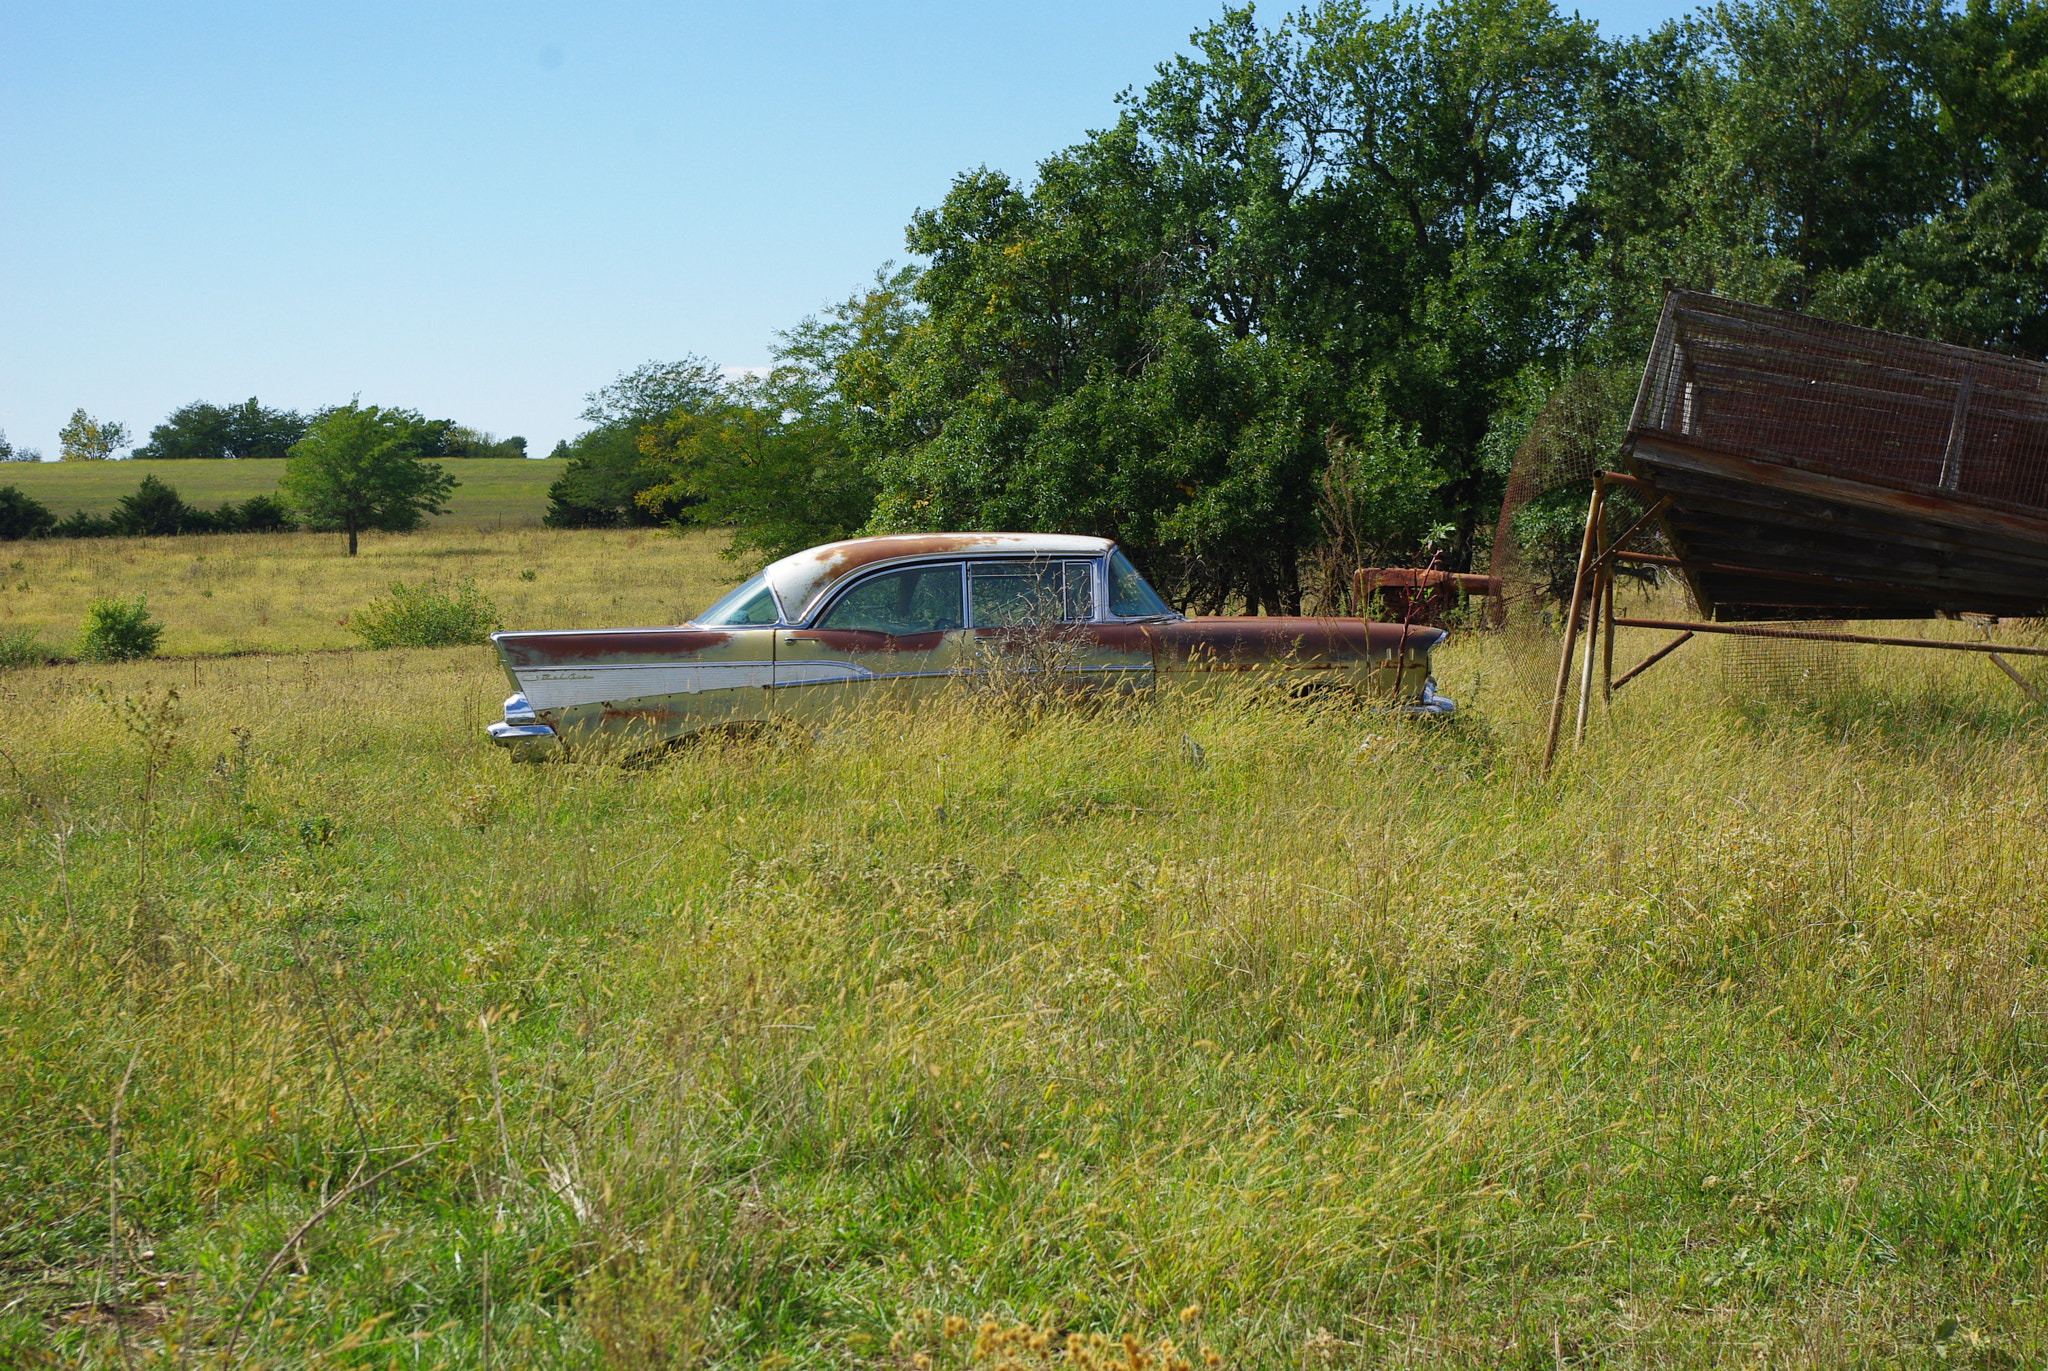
[2,544,2047,1366]
[0,526,746,658]
[0,457,566,527]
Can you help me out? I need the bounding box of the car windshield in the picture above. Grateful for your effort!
[693,573,781,626]
[1108,550,1174,618]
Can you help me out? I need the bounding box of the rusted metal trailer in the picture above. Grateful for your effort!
[1543,292,2048,769]
[1627,292,2048,621]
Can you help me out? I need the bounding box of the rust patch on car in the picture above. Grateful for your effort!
[1155,617,1445,664]
[768,532,1115,621]
[791,628,950,653]
[494,628,740,668]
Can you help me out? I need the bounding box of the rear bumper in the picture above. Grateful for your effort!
[486,694,562,760]
[1406,678,1457,716]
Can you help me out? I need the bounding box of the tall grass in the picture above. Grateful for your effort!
[0,602,2045,1366]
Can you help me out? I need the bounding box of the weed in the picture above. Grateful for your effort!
[347,576,502,649]
[0,625,49,669]
[97,685,182,953]
[77,594,163,662]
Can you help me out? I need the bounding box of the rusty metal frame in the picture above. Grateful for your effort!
[1540,470,2047,774]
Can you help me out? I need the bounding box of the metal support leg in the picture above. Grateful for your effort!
[1541,478,1606,775]
[1575,500,1607,746]
[1600,564,1616,710]
[1990,653,2044,708]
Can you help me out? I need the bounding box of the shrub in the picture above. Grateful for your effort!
[347,577,501,649]
[78,595,165,662]
[0,486,56,540]
[0,626,50,669]
[111,473,199,536]
[227,493,297,532]
[53,510,117,538]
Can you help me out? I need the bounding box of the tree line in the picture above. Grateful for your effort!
[6,400,530,464]
[0,401,462,555]
[548,0,2046,611]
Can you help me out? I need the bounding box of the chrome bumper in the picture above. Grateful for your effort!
[1406,678,1457,717]
[486,693,561,759]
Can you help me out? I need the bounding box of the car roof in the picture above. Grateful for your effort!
[762,532,1116,622]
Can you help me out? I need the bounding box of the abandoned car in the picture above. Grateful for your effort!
[486,533,1452,758]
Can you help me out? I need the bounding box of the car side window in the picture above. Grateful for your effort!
[969,560,1096,626]
[817,563,965,634]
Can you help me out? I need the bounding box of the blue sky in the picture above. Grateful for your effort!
[1,1,1689,460]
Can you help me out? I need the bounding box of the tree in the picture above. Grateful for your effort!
[58,410,131,461]
[133,398,307,460]
[544,358,725,528]
[280,402,457,555]
[834,0,1601,605]
[631,371,875,565]
[0,486,56,540]
[112,474,199,537]
[443,428,528,459]
[0,430,39,462]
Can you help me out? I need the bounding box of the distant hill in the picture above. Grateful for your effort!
[0,458,566,528]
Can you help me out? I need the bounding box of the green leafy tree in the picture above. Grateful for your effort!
[442,428,528,459]
[58,410,131,462]
[111,474,198,537]
[280,403,457,555]
[633,376,874,565]
[134,398,308,460]
[835,0,1599,605]
[0,486,57,539]
[545,358,725,528]
[2,428,45,462]
[1580,0,2048,353]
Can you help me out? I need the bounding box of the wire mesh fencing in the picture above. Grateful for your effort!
[1632,292,2048,515]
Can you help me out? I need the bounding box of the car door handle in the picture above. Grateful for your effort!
[785,633,823,641]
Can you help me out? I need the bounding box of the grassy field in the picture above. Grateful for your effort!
[0,527,746,658]
[0,459,566,527]
[3,538,2048,1368]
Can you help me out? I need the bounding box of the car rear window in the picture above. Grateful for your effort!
[970,560,1095,626]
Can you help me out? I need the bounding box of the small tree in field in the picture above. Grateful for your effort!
[281,402,457,555]
[58,409,131,461]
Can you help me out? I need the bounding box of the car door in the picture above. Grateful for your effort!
[965,558,1152,692]
[772,560,968,723]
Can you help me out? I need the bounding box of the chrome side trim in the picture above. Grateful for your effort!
[772,660,878,686]
[514,661,776,710]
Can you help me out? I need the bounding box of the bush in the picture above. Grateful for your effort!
[226,493,297,532]
[111,473,196,536]
[347,578,501,649]
[78,595,165,662]
[0,626,51,669]
[53,510,117,538]
[0,486,56,540]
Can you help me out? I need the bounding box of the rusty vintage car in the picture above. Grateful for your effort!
[485,533,1453,759]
